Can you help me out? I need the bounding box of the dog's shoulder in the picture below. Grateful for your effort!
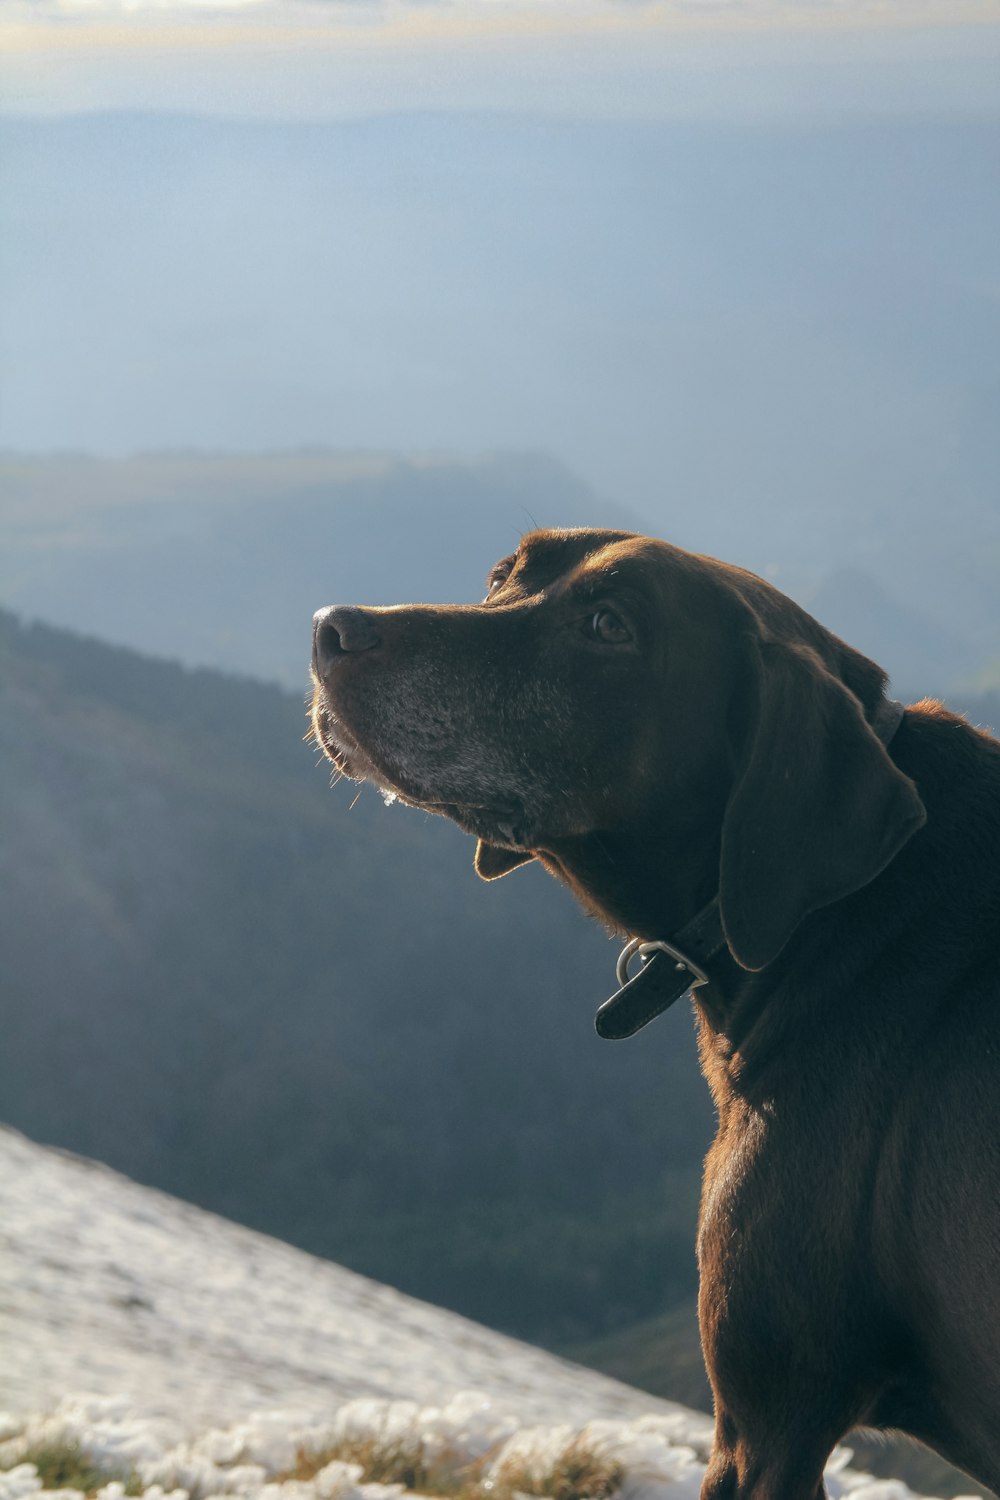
[893,699,1000,891]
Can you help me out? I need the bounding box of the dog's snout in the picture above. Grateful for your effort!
[313,605,382,677]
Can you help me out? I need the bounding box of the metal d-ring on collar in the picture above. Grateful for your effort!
[597,897,726,1041]
[616,937,709,992]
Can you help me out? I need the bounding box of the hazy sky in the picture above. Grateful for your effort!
[3,0,998,566]
[3,2,1000,121]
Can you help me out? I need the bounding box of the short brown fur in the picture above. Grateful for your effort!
[311,529,1000,1498]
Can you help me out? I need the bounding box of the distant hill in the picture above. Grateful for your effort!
[1,450,996,699]
[0,450,638,690]
[0,606,711,1349]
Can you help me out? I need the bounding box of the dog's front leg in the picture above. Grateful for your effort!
[700,1420,829,1500]
[697,1285,860,1500]
[696,1131,871,1500]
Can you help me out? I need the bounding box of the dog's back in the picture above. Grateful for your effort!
[869,704,1000,1469]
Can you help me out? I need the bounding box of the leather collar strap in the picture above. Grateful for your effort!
[595,898,726,1039]
[595,696,906,1041]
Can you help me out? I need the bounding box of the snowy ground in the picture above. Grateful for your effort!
[0,1128,973,1500]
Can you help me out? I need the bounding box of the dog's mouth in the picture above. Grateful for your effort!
[310,698,371,781]
[311,696,533,848]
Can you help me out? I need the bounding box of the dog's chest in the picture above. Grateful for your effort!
[696,1080,883,1351]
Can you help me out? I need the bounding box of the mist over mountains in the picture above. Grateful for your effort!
[5,112,996,498]
[1,108,997,671]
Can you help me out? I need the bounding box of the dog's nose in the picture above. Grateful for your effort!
[312,605,382,677]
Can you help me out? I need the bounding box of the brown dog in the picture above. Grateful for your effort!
[310,528,1000,1498]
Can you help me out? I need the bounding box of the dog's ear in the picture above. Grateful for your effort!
[719,636,926,972]
[474,841,536,880]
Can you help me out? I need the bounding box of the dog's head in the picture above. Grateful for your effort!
[311,528,925,970]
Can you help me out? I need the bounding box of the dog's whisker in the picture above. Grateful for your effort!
[593,832,617,867]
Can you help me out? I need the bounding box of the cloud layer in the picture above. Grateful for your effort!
[3,0,1000,121]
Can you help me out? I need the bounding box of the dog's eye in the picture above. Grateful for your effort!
[589,608,631,644]
[485,556,516,597]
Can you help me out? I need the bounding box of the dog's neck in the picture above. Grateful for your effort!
[535,808,725,946]
[540,695,909,1043]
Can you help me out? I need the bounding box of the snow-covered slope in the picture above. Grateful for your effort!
[0,1127,680,1431]
[0,1128,966,1500]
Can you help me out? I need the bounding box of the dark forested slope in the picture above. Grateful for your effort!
[0,608,711,1345]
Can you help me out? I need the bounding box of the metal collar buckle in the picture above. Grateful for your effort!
[616,936,710,992]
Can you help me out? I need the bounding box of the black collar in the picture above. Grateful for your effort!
[595,897,727,1039]
[594,696,906,1041]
